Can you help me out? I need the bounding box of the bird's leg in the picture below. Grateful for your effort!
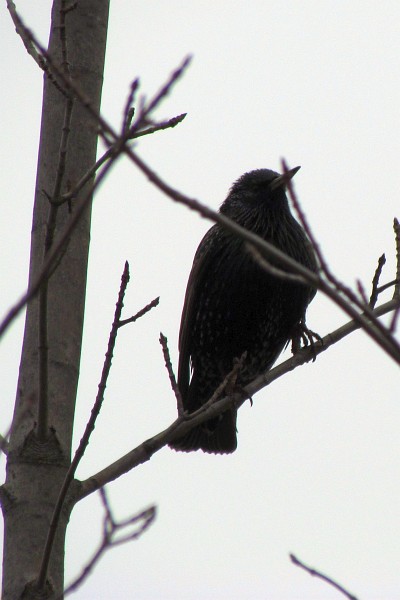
[290,319,322,360]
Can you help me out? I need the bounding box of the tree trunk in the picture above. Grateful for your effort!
[1,2,109,597]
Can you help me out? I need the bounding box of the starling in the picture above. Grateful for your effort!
[169,167,317,454]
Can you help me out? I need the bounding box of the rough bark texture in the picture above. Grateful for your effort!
[1,2,109,597]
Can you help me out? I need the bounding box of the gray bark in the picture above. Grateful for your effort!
[1,1,109,597]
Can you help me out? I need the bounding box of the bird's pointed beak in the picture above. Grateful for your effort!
[269,166,301,191]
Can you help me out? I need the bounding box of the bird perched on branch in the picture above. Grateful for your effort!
[169,167,317,454]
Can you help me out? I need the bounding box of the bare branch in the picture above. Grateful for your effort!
[131,56,192,129]
[377,279,399,295]
[6,0,45,68]
[356,279,369,305]
[60,113,187,206]
[159,333,184,415]
[122,79,139,133]
[246,243,310,286]
[118,296,160,327]
[281,158,326,277]
[59,147,113,205]
[5,2,69,97]
[290,553,359,600]
[63,488,156,597]
[132,112,187,139]
[369,253,386,308]
[75,297,397,501]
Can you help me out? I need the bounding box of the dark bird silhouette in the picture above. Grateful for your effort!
[169,167,317,454]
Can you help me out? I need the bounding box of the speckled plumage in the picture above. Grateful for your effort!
[169,168,317,454]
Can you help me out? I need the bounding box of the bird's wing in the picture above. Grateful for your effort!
[177,224,224,398]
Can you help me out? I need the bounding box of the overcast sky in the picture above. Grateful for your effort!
[1,1,400,599]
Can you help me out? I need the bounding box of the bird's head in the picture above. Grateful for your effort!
[220,166,300,220]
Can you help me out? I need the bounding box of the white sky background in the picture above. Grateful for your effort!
[1,1,400,599]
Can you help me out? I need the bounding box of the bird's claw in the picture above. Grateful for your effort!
[291,320,322,361]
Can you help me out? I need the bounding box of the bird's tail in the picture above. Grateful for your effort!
[169,409,237,454]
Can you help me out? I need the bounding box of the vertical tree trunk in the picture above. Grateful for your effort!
[1,1,109,597]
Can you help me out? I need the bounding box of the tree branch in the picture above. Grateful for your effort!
[118,296,159,327]
[159,333,184,416]
[369,253,386,308]
[75,297,396,501]
[63,488,156,597]
[60,113,187,206]
[290,553,359,600]
[6,0,46,68]
[282,159,400,360]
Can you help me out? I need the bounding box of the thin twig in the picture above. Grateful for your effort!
[118,296,159,327]
[36,262,130,589]
[159,333,184,415]
[377,279,399,295]
[61,113,187,205]
[59,146,114,204]
[98,488,113,524]
[131,56,192,129]
[63,489,156,597]
[282,158,326,277]
[290,553,359,600]
[6,0,45,68]
[122,79,139,133]
[369,253,386,308]
[283,159,368,317]
[356,279,369,305]
[5,2,69,97]
[132,113,187,139]
[246,243,310,285]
